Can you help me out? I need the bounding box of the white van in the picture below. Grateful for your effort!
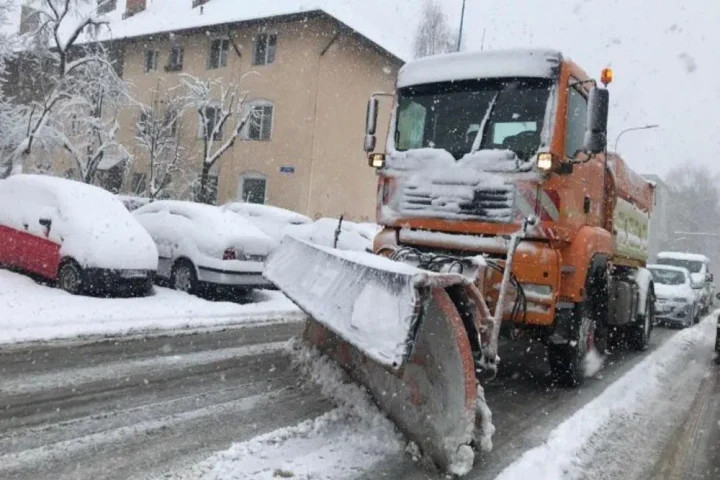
[656,252,714,314]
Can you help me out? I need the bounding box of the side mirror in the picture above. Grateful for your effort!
[582,87,609,154]
[366,97,378,135]
[709,273,714,283]
[715,292,720,301]
[364,134,377,153]
[364,97,379,153]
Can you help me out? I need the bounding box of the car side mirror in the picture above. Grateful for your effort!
[716,292,720,301]
[39,218,52,236]
[708,273,714,283]
[582,87,609,154]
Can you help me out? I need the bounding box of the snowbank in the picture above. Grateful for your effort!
[0,270,303,344]
[177,340,404,480]
[0,175,157,270]
[495,315,717,480]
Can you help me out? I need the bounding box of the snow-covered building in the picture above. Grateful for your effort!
[8,0,406,221]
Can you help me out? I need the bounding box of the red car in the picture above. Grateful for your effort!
[0,174,158,295]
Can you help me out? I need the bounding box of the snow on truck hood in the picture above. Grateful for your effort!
[0,175,157,270]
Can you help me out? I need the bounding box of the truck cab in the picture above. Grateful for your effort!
[365,49,655,383]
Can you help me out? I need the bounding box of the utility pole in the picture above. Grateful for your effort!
[457,0,466,52]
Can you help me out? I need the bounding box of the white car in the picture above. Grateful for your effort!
[284,218,380,252]
[0,174,158,295]
[222,202,312,243]
[132,200,277,293]
[656,252,713,314]
[648,264,701,327]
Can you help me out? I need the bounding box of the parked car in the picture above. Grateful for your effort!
[222,202,312,243]
[648,264,701,327]
[0,174,158,295]
[656,252,713,314]
[132,200,277,293]
[284,218,380,252]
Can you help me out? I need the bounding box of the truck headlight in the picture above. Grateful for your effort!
[537,153,553,171]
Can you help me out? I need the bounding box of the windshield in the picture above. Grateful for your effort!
[394,77,553,161]
[650,268,687,285]
[656,258,704,273]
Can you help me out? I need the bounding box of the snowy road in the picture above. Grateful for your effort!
[0,322,333,480]
[0,318,717,480]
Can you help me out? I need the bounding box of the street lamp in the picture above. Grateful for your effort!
[614,124,659,152]
[457,0,466,52]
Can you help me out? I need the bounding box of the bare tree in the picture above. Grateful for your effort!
[413,0,457,59]
[2,0,110,177]
[181,73,255,204]
[133,85,189,199]
[663,164,720,263]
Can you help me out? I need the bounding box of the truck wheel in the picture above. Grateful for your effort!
[548,308,594,387]
[628,292,654,351]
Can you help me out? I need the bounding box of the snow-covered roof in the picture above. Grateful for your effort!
[69,0,408,61]
[397,48,563,88]
[657,251,710,262]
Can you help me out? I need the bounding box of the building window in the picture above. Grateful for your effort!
[97,0,117,15]
[131,172,147,195]
[201,106,223,140]
[208,39,229,69]
[167,46,184,71]
[565,83,588,158]
[253,34,277,66]
[239,173,267,204]
[246,103,274,141]
[144,49,158,72]
[138,111,150,135]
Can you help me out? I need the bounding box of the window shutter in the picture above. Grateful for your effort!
[267,34,277,64]
[261,106,273,140]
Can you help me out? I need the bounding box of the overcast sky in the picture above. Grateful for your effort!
[362,0,720,178]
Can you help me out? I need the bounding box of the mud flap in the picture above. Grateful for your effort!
[264,237,478,474]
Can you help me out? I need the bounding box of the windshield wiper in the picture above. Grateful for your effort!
[470,91,499,154]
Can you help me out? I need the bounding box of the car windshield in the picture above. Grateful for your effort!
[656,258,704,273]
[395,77,553,161]
[650,268,687,285]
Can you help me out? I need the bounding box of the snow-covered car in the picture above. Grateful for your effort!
[648,264,701,327]
[132,200,277,293]
[656,252,713,314]
[284,217,380,252]
[0,174,158,295]
[222,202,312,243]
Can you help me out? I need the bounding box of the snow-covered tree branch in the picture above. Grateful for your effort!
[180,73,256,204]
[133,85,189,199]
[1,0,113,177]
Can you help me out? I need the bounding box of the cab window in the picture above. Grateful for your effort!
[565,84,588,158]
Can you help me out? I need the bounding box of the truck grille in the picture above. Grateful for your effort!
[400,183,515,223]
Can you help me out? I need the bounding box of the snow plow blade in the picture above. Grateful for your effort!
[264,237,478,475]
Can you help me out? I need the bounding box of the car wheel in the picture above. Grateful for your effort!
[171,259,197,294]
[58,260,84,295]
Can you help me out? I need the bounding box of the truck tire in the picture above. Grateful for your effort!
[548,304,594,387]
[628,291,654,351]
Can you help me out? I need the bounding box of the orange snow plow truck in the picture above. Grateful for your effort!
[265,49,656,476]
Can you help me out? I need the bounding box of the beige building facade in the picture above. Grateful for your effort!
[102,7,402,221]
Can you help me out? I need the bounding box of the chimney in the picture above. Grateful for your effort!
[123,0,147,19]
